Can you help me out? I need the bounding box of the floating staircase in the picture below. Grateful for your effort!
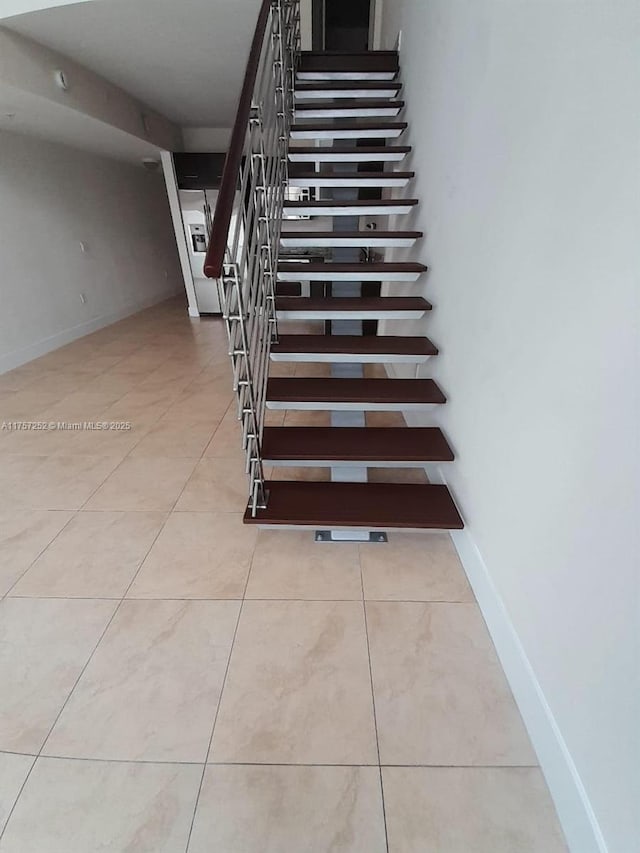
[242,48,464,532]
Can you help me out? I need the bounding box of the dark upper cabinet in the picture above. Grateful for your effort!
[173,153,226,190]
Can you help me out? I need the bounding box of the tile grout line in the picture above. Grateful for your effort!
[117,358,225,461]
[179,400,257,850]
[0,303,215,815]
[39,505,173,747]
[359,545,390,853]
[0,604,121,844]
[67,356,220,517]
[0,754,37,841]
[0,747,542,770]
[0,487,182,843]
[1,510,80,602]
[182,517,259,853]
[3,594,475,603]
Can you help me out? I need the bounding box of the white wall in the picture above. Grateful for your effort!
[0,129,183,372]
[379,2,640,852]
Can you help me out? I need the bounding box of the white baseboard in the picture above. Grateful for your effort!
[0,286,180,375]
[429,462,608,853]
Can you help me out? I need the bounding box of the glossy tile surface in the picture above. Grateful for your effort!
[0,511,72,596]
[129,414,220,458]
[361,532,473,602]
[0,598,116,752]
[382,767,568,852]
[128,512,256,599]
[189,765,386,853]
[0,455,119,510]
[367,602,536,765]
[12,512,165,598]
[246,529,362,600]
[175,457,249,512]
[210,601,378,764]
[203,406,245,459]
[0,754,33,834]
[0,758,201,853]
[44,600,239,762]
[85,457,197,511]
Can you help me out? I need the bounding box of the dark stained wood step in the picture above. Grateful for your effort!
[298,52,399,74]
[296,81,402,94]
[244,481,463,529]
[266,378,446,406]
[288,170,415,180]
[271,335,438,358]
[291,120,408,134]
[282,198,418,211]
[278,262,427,275]
[275,297,432,318]
[280,230,422,241]
[262,427,453,463]
[295,99,405,111]
[275,282,302,297]
[290,145,411,157]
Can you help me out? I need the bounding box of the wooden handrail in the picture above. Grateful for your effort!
[203,0,273,279]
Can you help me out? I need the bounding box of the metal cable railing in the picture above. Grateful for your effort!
[204,0,300,516]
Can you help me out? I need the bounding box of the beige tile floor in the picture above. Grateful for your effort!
[0,298,568,852]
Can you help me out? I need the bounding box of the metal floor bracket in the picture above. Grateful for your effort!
[315,530,388,543]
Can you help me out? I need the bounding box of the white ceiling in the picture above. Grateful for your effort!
[2,0,262,126]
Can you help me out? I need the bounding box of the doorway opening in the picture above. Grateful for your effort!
[312,0,372,52]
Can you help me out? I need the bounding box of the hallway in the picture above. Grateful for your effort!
[0,298,566,851]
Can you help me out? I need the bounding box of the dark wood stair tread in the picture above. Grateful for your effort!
[272,335,437,357]
[291,120,408,133]
[276,297,432,313]
[289,145,411,156]
[262,427,453,462]
[280,230,423,241]
[267,378,446,405]
[278,262,427,274]
[296,81,402,93]
[275,283,302,296]
[296,99,405,110]
[289,171,414,179]
[298,52,399,74]
[283,199,418,209]
[244,481,463,529]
